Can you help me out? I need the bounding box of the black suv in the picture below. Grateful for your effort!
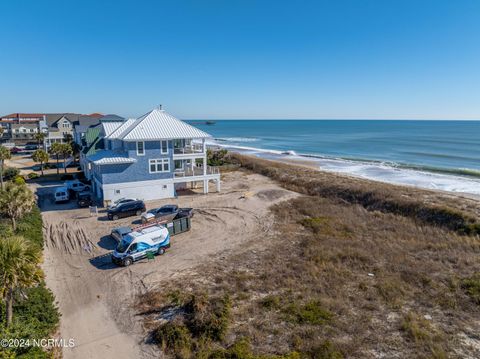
[107,200,146,220]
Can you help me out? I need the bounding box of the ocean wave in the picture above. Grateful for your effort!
[214,137,259,143]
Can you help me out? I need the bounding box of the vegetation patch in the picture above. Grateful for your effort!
[231,153,480,235]
[401,312,447,358]
[284,301,333,325]
[461,274,480,305]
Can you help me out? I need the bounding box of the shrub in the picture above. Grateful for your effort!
[208,338,301,359]
[13,283,60,338]
[260,295,281,310]
[15,206,43,248]
[186,293,231,341]
[308,340,344,359]
[284,300,332,325]
[3,167,19,180]
[27,172,39,179]
[461,274,480,305]
[13,175,26,185]
[401,312,444,351]
[153,319,192,357]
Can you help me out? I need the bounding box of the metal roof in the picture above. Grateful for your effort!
[106,118,136,139]
[120,108,211,141]
[88,150,136,165]
[101,121,124,137]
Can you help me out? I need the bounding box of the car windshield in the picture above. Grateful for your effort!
[116,238,132,253]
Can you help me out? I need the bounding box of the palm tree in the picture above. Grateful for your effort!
[0,183,35,231]
[34,132,46,148]
[59,143,73,174]
[0,235,42,326]
[0,145,12,190]
[49,142,62,175]
[31,149,49,176]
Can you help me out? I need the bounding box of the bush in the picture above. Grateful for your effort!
[186,293,231,341]
[14,283,60,338]
[2,167,19,180]
[15,206,43,248]
[284,300,332,325]
[27,172,39,179]
[208,338,301,359]
[260,295,281,310]
[307,341,344,359]
[207,149,230,166]
[461,274,480,305]
[153,319,192,357]
[13,175,26,185]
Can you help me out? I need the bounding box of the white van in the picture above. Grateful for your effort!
[54,187,70,203]
[111,226,170,266]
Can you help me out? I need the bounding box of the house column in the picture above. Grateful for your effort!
[203,180,208,194]
[216,179,221,192]
[203,138,207,176]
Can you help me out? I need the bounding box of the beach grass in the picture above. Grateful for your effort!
[139,158,480,358]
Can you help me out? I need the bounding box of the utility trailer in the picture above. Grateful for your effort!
[110,216,191,242]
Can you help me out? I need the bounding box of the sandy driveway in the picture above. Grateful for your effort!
[37,171,297,359]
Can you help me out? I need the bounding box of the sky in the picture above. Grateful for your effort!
[1,0,480,119]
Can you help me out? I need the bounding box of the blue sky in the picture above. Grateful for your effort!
[1,0,479,119]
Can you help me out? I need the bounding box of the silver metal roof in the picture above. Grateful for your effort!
[101,121,124,137]
[88,150,137,165]
[120,108,211,141]
[106,118,136,139]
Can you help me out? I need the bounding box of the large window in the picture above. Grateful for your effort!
[161,140,168,154]
[149,159,170,173]
[136,141,145,156]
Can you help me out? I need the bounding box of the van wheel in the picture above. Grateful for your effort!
[136,210,142,216]
[158,247,166,255]
[123,258,133,266]
[112,215,119,221]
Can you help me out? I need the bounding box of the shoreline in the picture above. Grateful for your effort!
[218,147,480,201]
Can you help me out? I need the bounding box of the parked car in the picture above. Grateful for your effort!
[141,205,194,224]
[77,192,93,207]
[10,147,22,154]
[24,144,38,151]
[54,187,69,203]
[110,226,132,242]
[64,180,90,194]
[107,200,146,220]
[107,197,138,210]
[111,226,170,266]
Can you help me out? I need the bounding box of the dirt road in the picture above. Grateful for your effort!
[39,172,297,358]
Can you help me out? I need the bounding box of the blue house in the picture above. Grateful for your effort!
[83,107,220,204]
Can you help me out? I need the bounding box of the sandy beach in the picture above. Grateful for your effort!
[39,171,298,358]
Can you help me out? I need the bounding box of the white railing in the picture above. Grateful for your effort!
[173,143,204,155]
[174,165,219,178]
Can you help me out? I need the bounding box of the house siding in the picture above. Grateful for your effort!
[95,140,174,185]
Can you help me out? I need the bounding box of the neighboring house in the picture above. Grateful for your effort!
[44,113,82,149]
[85,107,220,204]
[0,113,46,145]
[72,113,124,144]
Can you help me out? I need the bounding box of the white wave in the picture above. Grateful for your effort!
[205,141,480,196]
[215,137,259,143]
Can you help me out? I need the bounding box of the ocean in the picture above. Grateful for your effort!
[188,120,480,196]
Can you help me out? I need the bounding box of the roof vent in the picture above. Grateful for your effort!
[157,104,163,111]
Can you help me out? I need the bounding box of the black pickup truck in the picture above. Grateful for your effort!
[140,204,194,224]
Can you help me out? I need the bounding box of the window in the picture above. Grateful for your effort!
[174,160,184,170]
[161,140,168,154]
[136,141,145,156]
[149,159,170,173]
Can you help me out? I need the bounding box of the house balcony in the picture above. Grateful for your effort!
[174,165,219,178]
[173,143,205,159]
